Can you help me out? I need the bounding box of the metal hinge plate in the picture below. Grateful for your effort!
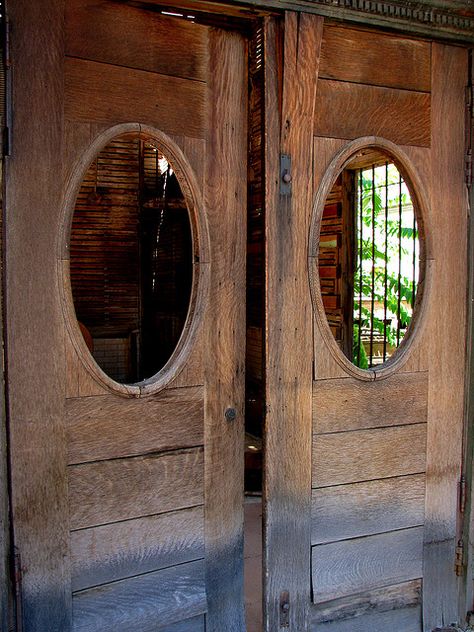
[13,548,23,632]
[279,590,290,627]
[280,154,292,196]
[466,84,473,187]
[455,539,464,577]
[2,15,11,157]
[459,474,467,514]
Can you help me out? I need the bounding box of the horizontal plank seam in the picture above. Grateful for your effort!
[69,502,204,533]
[72,556,206,595]
[311,524,425,547]
[313,470,426,489]
[68,444,204,467]
[317,75,431,94]
[312,471,425,491]
[65,54,208,85]
[312,371,428,382]
[65,384,204,402]
[313,421,427,437]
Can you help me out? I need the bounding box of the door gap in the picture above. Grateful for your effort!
[245,21,265,632]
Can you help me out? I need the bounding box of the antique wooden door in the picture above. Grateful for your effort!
[264,12,468,632]
[5,1,247,631]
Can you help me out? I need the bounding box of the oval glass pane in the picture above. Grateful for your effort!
[70,135,193,384]
[318,149,422,370]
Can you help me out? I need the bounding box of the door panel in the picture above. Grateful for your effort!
[6,2,246,631]
[264,14,468,632]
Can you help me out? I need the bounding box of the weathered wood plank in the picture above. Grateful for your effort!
[5,0,72,629]
[65,58,206,138]
[314,80,431,147]
[68,448,203,529]
[312,605,422,632]
[312,527,424,603]
[312,372,428,434]
[264,13,323,632]
[158,616,205,632]
[66,0,208,82]
[71,506,204,591]
[320,24,431,92]
[312,424,427,488]
[67,386,203,464]
[311,579,422,624]
[204,28,247,632]
[72,559,206,632]
[423,43,468,632]
[312,474,425,544]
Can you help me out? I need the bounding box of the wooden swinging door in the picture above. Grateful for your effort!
[264,12,468,632]
[5,2,247,631]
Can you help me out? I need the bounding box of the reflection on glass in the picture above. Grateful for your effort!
[319,152,420,369]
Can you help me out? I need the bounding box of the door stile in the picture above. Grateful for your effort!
[263,12,323,632]
[423,42,469,632]
[460,47,474,626]
[4,0,72,630]
[204,27,247,632]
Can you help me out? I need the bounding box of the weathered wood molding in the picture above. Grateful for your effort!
[247,0,474,41]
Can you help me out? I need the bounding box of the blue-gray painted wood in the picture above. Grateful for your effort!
[73,559,206,632]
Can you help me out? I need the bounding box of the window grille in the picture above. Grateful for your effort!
[353,162,419,368]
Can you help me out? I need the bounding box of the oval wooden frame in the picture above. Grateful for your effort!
[308,136,431,381]
[58,123,210,397]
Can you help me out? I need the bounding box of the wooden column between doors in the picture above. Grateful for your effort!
[204,27,247,632]
[264,13,323,632]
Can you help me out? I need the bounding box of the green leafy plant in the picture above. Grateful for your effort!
[352,165,419,368]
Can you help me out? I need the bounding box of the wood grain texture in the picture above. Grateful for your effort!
[320,24,431,92]
[312,605,422,632]
[5,1,73,629]
[312,474,425,544]
[311,579,422,624]
[66,386,203,464]
[312,424,427,488]
[72,559,206,632]
[312,372,428,434]
[65,58,206,138]
[311,527,424,603]
[204,27,247,632]
[422,43,468,632]
[69,448,203,529]
[66,0,208,82]
[314,80,431,147]
[71,506,204,591]
[158,616,205,632]
[264,13,323,632]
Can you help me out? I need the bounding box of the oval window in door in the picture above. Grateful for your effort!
[69,134,194,385]
[313,145,425,374]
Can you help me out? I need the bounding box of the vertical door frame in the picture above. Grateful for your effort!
[263,12,323,632]
[461,46,474,626]
[4,0,71,630]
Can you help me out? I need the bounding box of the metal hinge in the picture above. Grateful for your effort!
[455,539,465,577]
[466,83,473,187]
[2,14,11,157]
[13,548,24,632]
[279,590,290,627]
[460,474,467,514]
